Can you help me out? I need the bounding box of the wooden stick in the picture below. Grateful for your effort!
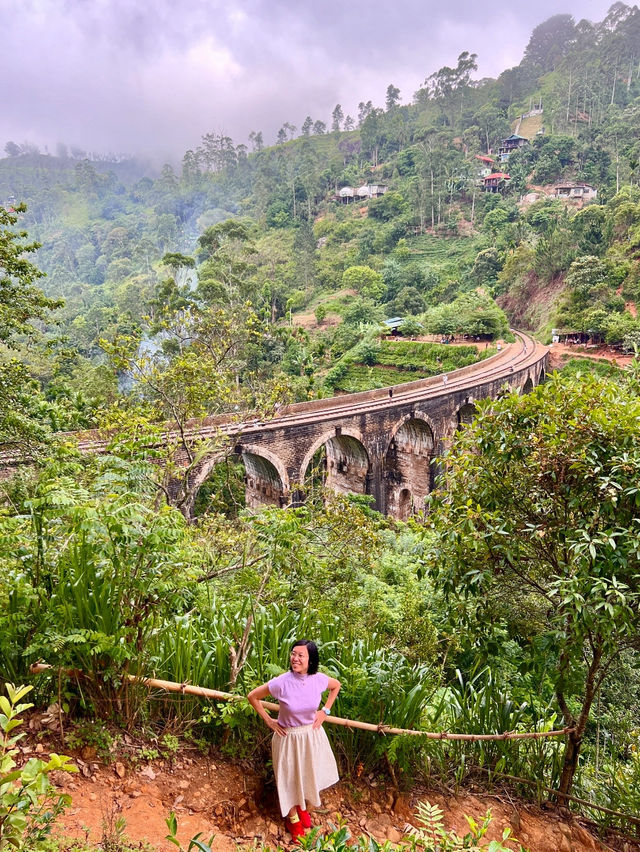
[29,664,573,742]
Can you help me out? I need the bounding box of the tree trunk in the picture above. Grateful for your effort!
[557,642,603,798]
[558,729,582,798]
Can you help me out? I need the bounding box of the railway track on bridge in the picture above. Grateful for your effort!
[169,330,546,444]
[1,331,547,465]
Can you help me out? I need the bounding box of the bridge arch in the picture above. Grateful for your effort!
[239,444,289,510]
[299,428,372,499]
[456,401,478,429]
[384,413,436,518]
[522,376,534,394]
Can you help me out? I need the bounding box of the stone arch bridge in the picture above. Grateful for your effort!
[179,331,548,519]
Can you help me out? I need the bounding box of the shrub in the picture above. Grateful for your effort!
[0,684,76,849]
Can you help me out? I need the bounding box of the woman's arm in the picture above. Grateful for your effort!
[313,676,341,729]
[247,683,286,737]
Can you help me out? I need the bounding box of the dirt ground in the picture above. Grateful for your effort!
[547,342,633,370]
[42,745,638,852]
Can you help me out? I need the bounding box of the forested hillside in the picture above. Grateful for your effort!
[1,4,639,409]
[1,6,640,852]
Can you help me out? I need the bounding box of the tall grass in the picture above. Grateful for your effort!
[420,667,565,792]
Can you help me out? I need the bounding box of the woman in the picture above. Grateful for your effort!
[247,639,341,840]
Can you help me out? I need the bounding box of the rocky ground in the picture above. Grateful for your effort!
[34,738,637,852]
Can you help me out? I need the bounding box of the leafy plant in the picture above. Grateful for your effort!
[0,683,76,850]
[165,811,214,851]
[66,721,115,763]
[240,805,524,850]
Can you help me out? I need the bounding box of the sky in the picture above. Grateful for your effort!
[0,0,619,164]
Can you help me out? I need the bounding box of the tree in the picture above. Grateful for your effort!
[248,130,264,152]
[331,104,344,132]
[358,101,373,125]
[0,204,61,344]
[342,297,385,327]
[4,141,21,157]
[523,14,577,71]
[342,266,386,302]
[101,292,283,517]
[312,121,326,135]
[196,219,257,306]
[0,205,64,454]
[385,84,401,111]
[426,52,478,125]
[301,116,313,137]
[389,286,426,317]
[428,373,640,798]
[360,109,385,167]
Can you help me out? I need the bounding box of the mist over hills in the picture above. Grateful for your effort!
[0,4,639,404]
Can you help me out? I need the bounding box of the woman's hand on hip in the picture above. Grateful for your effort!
[312,710,327,729]
[266,717,286,737]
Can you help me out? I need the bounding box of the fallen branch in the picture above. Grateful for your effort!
[29,664,573,742]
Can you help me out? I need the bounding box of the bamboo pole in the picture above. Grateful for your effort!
[29,664,572,742]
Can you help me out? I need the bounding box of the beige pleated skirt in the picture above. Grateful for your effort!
[271,723,339,817]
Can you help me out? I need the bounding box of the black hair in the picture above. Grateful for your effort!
[290,639,319,675]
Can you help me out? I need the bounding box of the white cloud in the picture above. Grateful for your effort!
[0,0,620,160]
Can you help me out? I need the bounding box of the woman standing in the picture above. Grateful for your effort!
[247,639,341,841]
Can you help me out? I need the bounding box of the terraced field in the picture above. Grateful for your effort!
[333,340,494,392]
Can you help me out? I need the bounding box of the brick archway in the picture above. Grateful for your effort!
[383,414,436,517]
[299,428,372,498]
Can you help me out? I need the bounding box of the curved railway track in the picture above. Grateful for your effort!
[1,331,547,465]
[180,330,546,443]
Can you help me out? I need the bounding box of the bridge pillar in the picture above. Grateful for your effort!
[324,433,371,497]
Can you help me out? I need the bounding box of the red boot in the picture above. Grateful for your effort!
[296,805,312,829]
[285,814,305,842]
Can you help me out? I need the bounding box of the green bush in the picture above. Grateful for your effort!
[0,684,76,849]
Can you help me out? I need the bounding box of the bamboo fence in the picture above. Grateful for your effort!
[29,664,640,836]
[29,664,572,742]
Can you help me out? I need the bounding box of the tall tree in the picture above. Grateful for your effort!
[331,104,344,132]
[0,204,63,453]
[357,100,373,126]
[0,204,60,344]
[385,83,401,111]
[523,14,577,71]
[248,130,264,152]
[428,373,640,799]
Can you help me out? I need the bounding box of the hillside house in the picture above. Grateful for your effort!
[357,184,388,199]
[474,154,495,184]
[497,134,529,163]
[335,184,388,203]
[337,186,355,203]
[554,183,597,201]
[383,317,405,336]
[483,172,511,193]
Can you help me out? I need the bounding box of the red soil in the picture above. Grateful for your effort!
[43,749,633,851]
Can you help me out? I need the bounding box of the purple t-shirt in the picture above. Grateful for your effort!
[267,671,330,728]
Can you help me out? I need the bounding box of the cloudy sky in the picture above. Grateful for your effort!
[1,0,617,163]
